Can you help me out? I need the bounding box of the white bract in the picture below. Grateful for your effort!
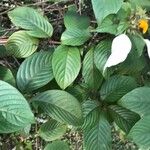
[104,34,132,71]
[144,39,150,58]
[104,34,150,72]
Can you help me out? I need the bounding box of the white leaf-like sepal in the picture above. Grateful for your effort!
[144,39,150,58]
[104,34,132,71]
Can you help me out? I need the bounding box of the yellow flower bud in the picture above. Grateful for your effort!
[138,19,149,34]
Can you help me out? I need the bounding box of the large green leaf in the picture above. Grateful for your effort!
[8,7,53,38]
[17,51,54,92]
[94,40,112,74]
[118,87,150,116]
[82,48,103,90]
[92,0,123,24]
[82,100,100,130]
[108,105,140,133]
[52,45,81,89]
[64,10,90,29]
[32,90,83,126]
[61,28,91,46]
[61,9,91,46]
[0,65,15,86]
[96,15,129,35]
[129,33,145,56]
[96,15,118,35]
[100,75,137,102]
[129,0,150,10]
[5,31,39,58]
[0,81,34,133]
[44,140,69,150]
[117,50,146,75]
[39,119,67,141]
[128,116,150,149]
[84,113,112,150]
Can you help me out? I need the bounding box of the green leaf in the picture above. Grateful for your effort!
[92,0,123,24]
[64,10,90,29]
[61,9,91,46]
[100,75,137,102]
[32,90,83,126]
[5,31,39,58]
[39,119,67,141]
[129,0,150,10]
[118,87,150,116]
[44,140,69,150]
[0,45,7,57]
[17,51,54,92]
[82,48,103,90]
[0,65,15,86]
[67,84,89,102]
[128,116,150,149]
[96,15,118,35]
[61,29,91,46]
[117,21,129,35]
[82,100,100,130]
[84,113,112,150]
[129,33,145,56]
[96,14,129,35]
[0,81,34,133]
[8,7,53,38]
[117,49,146,75]
[108,105,140,133]
[52,45,81,89]
[117,2,132,20]
[94,40,112,74]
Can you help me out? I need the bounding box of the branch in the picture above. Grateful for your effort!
[0,38,7,45]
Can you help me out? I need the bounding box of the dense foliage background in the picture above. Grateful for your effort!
[1,0,150,150]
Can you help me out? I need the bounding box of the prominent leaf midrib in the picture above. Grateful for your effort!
[91,50,97,85]
[0,108,32,120]
[101,77,135,100]
[35,100,80,120]
[64,29,90,38]
[23,66,52,87]
[109,107,132,124]
[83,49,95,85]
[62,49,69,89]
[13,15,50,36]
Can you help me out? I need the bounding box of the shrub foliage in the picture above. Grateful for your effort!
[1,0,150,149]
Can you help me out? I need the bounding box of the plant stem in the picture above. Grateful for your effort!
[0,38,7,45]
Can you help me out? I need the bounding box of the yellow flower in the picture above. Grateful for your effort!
[138,19,149,34]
